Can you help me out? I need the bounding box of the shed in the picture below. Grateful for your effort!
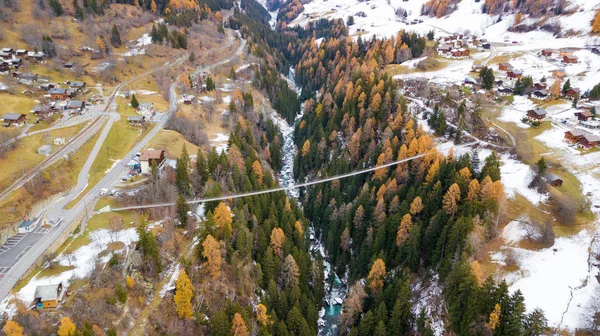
[128,115,146,126]
[33,283,65,308]
[37,145,52,155]
[545,174,563,187]
[18,220,34,233]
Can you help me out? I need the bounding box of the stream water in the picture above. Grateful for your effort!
[266,69,346,335]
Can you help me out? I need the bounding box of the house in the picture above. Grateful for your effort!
[54,137,65,145]
[18,220,34,233]
[15,49,27,56]
[437,44,452,55]
[9,58,21,67]
[39,83,55,91]
[564,129,586,143]
[18,72,38,84]
[37,145,52,155]
[140,149,165,174]
[575,111,593,121]
[183,95,195,104]
[507,69,523,79]
[579,134,600,148]
[67,100,85,112]
[562,55,578,64]
[49,87,68,100]
[33,283,65,309]
[28,51,45,61]
[63,62,74,69]
[497,87,514,96]
[67,88,78,98]
[498,62,512,71]
[451,48,469,58]
[534,83,547,91]
[563,88,581,99]
[471,65,484,73]
[128,115,146,126]
[541,49,554,57]
[552,69,566,78]
[527,108,547,122]
[464,77,476,86]
[2,113,26,126]
[559,48,577,57]
[545,174,563,187]
[532,90,548,99]
[137,102,154,115]
[69,81,86,90]
[2,48,14,54]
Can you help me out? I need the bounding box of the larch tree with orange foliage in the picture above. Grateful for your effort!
[270,227,285,255]
[252,160,263,185]
[202,234,222,280]
[593,10,600,33]
[396,213,413,246]
[442,183,461,216]
[3,321,23,336]
[231,313,249,336]
[410,196,423,215]
[214,202,232,238]
[367,259,386,294]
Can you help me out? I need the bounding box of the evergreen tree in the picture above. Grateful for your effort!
[388,278,412,336]
[110,24,122,47]
[562,79,571,92]
[480,152,501,181]
[189,51,195,62]
[211,310,231,336]
[73,0,84,20]
[196,149,209,184]
[524,308,549,336]
[42,36,57,58]
[176,194,190,227]
[136,218,163,274]
[130,94,139,108]
[347,15,354,26]
[175,156,191,195]
[230,66,237,80]
[479,66,495,90]
[206,76,216,91]
[49,0,64,16]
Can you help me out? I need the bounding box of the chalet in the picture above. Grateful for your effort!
[140,149,165,174]
[541,49,554,57]
[552,69,566,78]
[464,77,476,86]
[471,65,484,73]
[507,69,523,79]
[437,44,452,55]
[39,83,55,91]
[545,174,563,187]
[9,58,21,67]
[69,81,86,90]
[451,48,469,58]
[183,95,195,104]
[564,129,586,143]
[18,73,38,84]
[63,62,74,69]
[575,111,593,121]
[534,83,547,91]
[2,113,26,126]
[15,49,27,56]
[562,55,578,64]
[1,48,14,54]
[563,88,581,99]
[497,87,514,96]
[532,90,548,99]
[0,62,8,72]
[579,102,598,112]
[0,52,10,60]
[67,88,78,98]
[579,134,600,148]
[128,115,146,126]
[137,102,154,115]
[33,283,65,309]
[67,100,84,112]
[559,48,577,57]
[31,105,43,115]
[49,87,68,100]
[527,108,547,122]
[28,51,45,61]
[498,62,512,71]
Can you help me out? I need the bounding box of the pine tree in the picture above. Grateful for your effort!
[130,94,139,108]
[388,278,412,336]
[174,269,194,319]
[206,76,216,91]
[136,218,162,273]
[524,308,549,336]
[281,254,300,289]
[110,24,122,47]
[189,52,195,63]
[196,149,209,184]
[57,317,76,336]
[230,66,237,80]
[211,310,230,336]
[49,0,64,16]
[73,0,84,20]
[176,194,189,227]
[562,78,571,92]
[175,155,190,196]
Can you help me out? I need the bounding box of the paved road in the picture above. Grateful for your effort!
[0,31,246,304]
[109,141,478,212]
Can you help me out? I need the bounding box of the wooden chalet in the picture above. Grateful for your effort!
[579,134,600,148]
[532,90,548,99]
[575,111,593,121]
[140,149,165,174]
[451,48,469,57]
[527,108,547,122]
[471,65,484,73]
[498,62,512,71]
[562,55,578,64]
[49,87,68,100]
[534,83,547,91]
[563,88,581,99]
[541,49,554,57]
[507,69,523,79]
[559,48,577,57]
[564,129,585,143]
[2,113,26,126]
[128,115,146,126]
[545,174,563,187]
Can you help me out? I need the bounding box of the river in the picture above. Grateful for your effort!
[264,68,346,335]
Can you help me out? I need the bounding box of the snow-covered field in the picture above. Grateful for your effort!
[210,132,229,154]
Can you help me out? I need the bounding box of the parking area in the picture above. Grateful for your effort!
[0,220,59,268]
